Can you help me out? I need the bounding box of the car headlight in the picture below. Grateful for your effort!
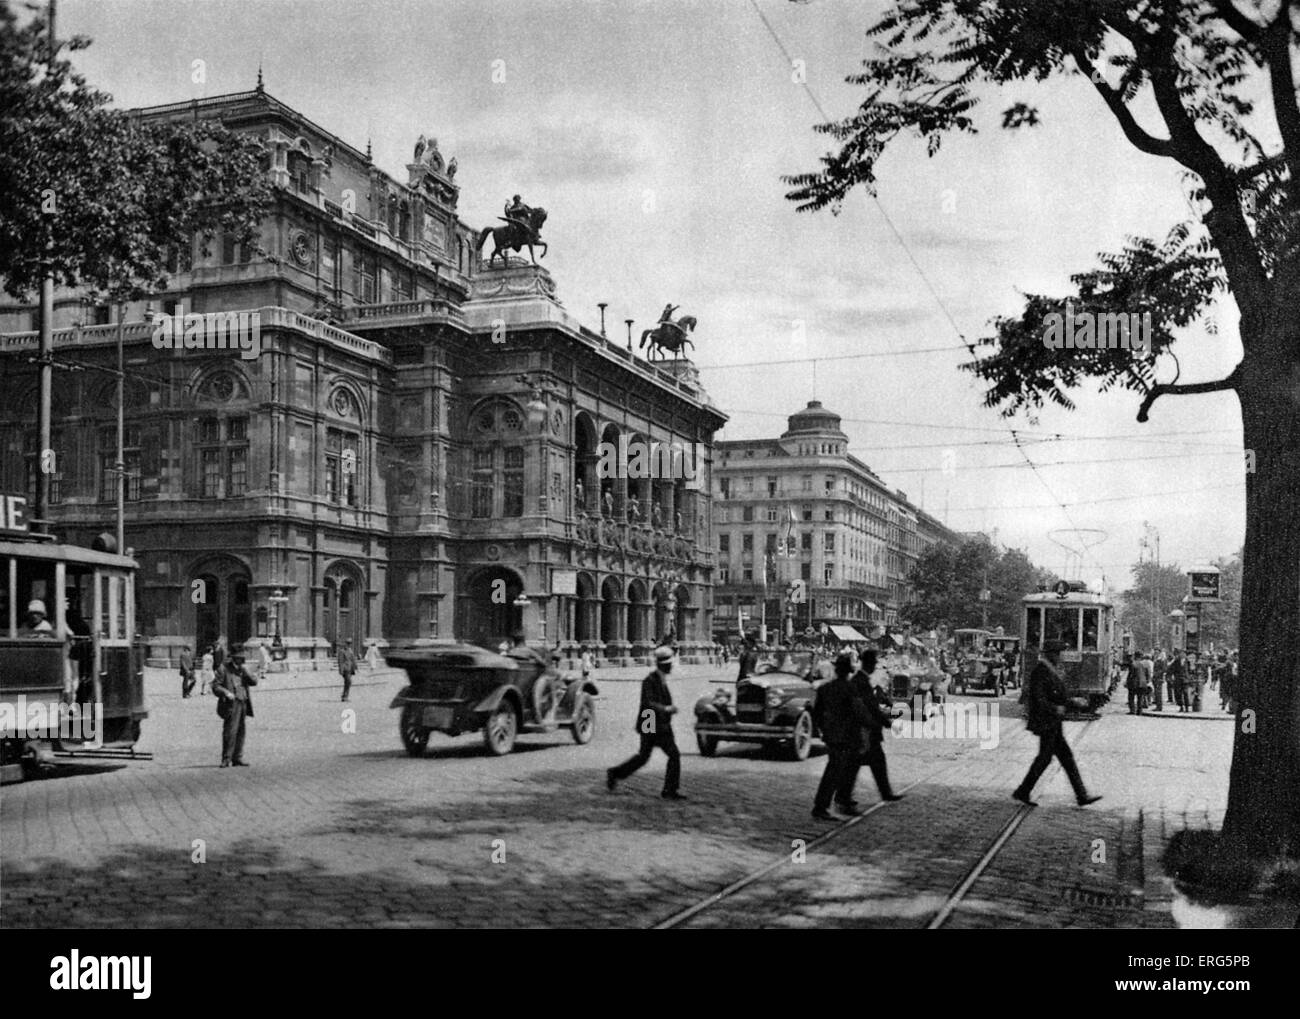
[766,691,784,708]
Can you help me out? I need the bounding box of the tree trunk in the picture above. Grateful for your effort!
[1219,335,1300,859]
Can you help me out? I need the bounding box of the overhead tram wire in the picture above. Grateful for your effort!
[746,0,1124,583]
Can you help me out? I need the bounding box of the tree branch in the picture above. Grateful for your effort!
[1072,48,1174,157]
[1137,364,1242,422]
[1262,9,1300,179]
[1126,12,1271,314]
[1212,0,1265,42]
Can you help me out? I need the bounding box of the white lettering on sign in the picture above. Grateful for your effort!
[1,494,29,532]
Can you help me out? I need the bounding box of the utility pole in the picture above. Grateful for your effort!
[34,0,57,535]
[115,302,126,552]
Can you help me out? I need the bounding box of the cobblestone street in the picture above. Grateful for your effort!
[0,666,1246,928]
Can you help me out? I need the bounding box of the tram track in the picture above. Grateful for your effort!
[654,709,1056,929]
[926,715,1100,928]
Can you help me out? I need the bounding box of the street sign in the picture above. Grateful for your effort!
[1053,580,1070,598]
[551,569,578,596]
[1187,569,1221,602]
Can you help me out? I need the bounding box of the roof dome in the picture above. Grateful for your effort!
[782,400,846,438]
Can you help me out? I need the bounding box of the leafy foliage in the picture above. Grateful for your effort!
[0,5,271,303]
[901,534,1054,631]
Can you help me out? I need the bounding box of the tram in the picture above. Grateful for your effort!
[0,494,146,783]
[1019,582,1114,711]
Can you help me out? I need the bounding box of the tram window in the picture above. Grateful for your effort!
[98,572,127,640]
[1044,606,1077,650]
[15,562,56,634]
[1081,609,1100,651]
[1025,609,1042,649]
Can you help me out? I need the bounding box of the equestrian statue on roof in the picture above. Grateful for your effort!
[477,193,549,268]
[639,304,697,362]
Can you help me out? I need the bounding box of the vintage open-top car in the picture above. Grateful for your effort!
[883,653,947,717]
[693,651,834,761]
[387,643,598,756]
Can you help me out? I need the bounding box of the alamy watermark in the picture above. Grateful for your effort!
[890,698,999,749]
[596,438,706,490]
[1042,302,1152,354]
[151,300,261,360]
[0,696,102,748]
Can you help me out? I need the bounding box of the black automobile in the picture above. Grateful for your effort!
[387,643,598,756]
[693,651,833,761]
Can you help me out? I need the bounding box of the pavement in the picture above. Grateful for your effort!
[1,665,1279,929]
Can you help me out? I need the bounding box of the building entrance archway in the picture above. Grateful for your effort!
[463,566,524,649]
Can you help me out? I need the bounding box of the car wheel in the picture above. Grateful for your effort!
[483,702,518,756]
[788,711,813,761]
[399,705,431,757]
[570,695,596,745]
[696,732,719,757]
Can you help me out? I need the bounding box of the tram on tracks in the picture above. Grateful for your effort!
[0,494,147,783]
[1019,581,1114,711]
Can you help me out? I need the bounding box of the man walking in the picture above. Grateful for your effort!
[812,652,874,820]
[179,644,196,698]
[1126,650,1152,714]
[849,649,903,806]
[607,646,684,800]
[212,652,258,768]
[1151,648,1167,711]
[338,639,357,703]
[1168,649,1189,712]
[1013,640,1101,808]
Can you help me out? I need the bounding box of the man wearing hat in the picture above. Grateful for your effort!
[607,645,684,799]
[337,638,357,703]
[812,651,875,819]
[211,651,258,767]
[18,599,54,636]
[1013,640,1101,807]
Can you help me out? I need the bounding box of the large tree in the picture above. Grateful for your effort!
[1116,559,1189,647]
[0,4,270,304]
[786,1,1297,865]
[903,535,1053,631]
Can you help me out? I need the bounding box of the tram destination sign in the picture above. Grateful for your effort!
[0,493,29,535]
[1187,569,1221,603]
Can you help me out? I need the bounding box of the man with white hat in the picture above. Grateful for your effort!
[18,599,54,637]
[607,645,684,800]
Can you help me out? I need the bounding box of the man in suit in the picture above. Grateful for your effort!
[847,649,903,807]
[1013,640,1101,807]
[212,653,258,768]
[1126,650,1152,714]
[179,644,196,698]
[737,640,758,680]
[337,639,357,703]
[1168,649,1189,712]
[607,645,684,800]
[812,652,874,820]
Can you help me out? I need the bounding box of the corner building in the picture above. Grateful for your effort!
[0,88,725,664]
[711,401,961,639]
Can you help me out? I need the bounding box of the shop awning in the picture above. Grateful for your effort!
[888,633,904,647]
[909,637,926,648]
[828,625,869,643]
[863,601,880,612]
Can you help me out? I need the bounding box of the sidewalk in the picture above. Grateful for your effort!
[144,665,405,698]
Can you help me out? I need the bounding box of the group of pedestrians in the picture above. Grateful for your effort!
[811,649,902,819]
[1122,647,1237,715]
[179,638,225,698]
[604,640,1105,811]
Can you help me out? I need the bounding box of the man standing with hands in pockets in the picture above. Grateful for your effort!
[607,646,685,800]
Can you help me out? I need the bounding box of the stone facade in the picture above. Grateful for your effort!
[711,401,962,640]
[0,89,725,666]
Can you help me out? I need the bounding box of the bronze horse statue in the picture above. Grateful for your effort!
[477,207,548,268]
[640,315,697,361]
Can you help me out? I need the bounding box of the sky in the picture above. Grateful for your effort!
[52,0,1247,592]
